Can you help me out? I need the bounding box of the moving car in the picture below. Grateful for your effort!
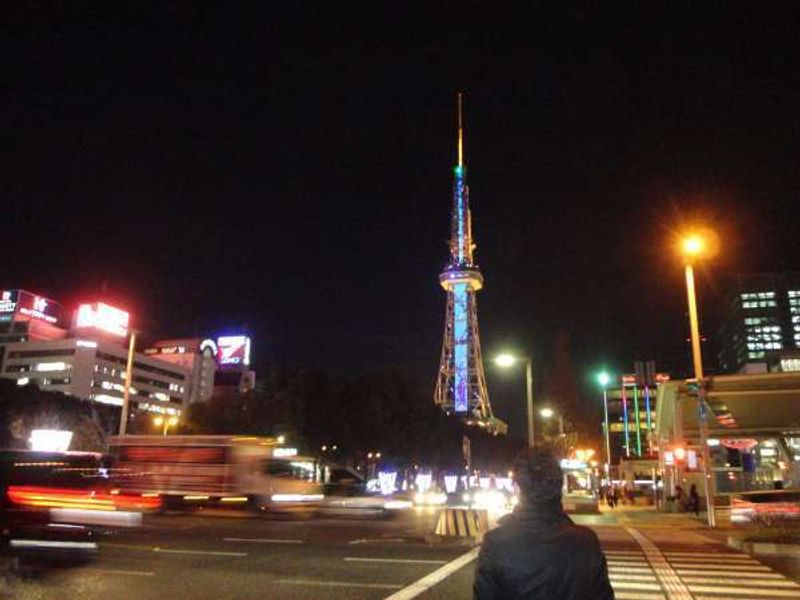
[0,450,159,568]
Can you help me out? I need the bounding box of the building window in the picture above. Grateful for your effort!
[744,316,783,353]
[7,348,76,359]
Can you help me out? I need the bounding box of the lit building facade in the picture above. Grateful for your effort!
[143,338,217,404]
[1,338,189,416]
[605,364,669,464]
[717,273,800,373]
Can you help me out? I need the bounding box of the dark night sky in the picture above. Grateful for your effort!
[4,4,800,437]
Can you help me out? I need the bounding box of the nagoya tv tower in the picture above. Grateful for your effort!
[434,93,506,435]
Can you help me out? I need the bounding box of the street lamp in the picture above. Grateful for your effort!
[679,231,716,527]
[494,353,534,448]
[118,329,138,436]
[153,414,178,436]
[539,407,564,436]
[596,371,613,478]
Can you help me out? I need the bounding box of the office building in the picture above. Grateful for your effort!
[143,338,217,404]
[1,337,189,416]
[717,273,800,373]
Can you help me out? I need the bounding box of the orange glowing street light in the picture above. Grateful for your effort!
[681,234,704,258]
[678,229,716,527]
[154,415,179,436]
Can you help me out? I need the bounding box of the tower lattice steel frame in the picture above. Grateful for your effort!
[434,93,506,435]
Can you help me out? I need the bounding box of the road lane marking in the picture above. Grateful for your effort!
[153,547,247,557]
[83,568,155,577]
[626,527,692,600]
[103,542,248,557]
[614,593,666,600]
[277,579,402,589]
[680,577,800,587]
[382,546,480,600]
[688,585,800,597]
[345,557,448,565]
[223,537,303,544]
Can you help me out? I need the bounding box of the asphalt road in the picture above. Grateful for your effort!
[3,508,799,600]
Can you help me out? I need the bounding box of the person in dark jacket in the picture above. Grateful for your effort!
[474,446,615,600]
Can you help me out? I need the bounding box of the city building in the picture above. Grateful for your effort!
[1,337,188,416]
[655,371,800,500]
[0,286,257,413]
[604,362,669,464]
[143,338,217,404]
[717,272,800,373]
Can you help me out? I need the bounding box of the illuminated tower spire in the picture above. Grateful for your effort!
[434,93,506,435]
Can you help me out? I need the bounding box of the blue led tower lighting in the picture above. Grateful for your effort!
[433,93,505,434]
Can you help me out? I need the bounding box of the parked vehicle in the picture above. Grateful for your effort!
[108,435,323,511]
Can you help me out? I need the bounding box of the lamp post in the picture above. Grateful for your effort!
[680,233,716,527]
[118,329,137,436]
[495,354,534,448]
[597,372,613,478]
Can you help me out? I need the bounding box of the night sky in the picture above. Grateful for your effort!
[4,5,800,438]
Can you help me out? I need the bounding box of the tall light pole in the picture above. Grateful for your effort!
[597,371,613,478]
[118,329,137,436]
[680,233,716,527]
[495,354,534,448]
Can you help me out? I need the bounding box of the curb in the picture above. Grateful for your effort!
[727,535,800,556]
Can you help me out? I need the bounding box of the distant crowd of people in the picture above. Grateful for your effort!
[671,483,701,515]
[598,482,700,514]
[598,483,634,508]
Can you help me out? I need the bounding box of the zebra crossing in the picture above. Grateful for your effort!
[600,528,800,599]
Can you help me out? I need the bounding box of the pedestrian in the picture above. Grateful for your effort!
[689,484,700,516]
[675,485,686,512]
[474,446,614,599]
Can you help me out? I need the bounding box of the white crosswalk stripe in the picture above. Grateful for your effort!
[689,586,800,597]
[672,562,772,571]
[600,527,800,600]
[675,569,786,578]
[680,577,800,588]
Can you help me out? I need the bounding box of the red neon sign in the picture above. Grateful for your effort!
[75,302,129,337]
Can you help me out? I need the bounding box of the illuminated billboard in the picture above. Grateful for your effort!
[75,302,130,337]
[216,335,251,368]
[0,289,63,325]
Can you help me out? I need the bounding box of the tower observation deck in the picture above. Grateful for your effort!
[434,93,507,436]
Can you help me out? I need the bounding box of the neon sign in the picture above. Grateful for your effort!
[216,335,251,367]
[0,289,62,324]
[75,302,129,337]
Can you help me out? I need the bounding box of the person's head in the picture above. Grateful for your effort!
[513,446,563,507]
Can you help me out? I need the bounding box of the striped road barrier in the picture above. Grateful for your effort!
[432,508,489,543]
